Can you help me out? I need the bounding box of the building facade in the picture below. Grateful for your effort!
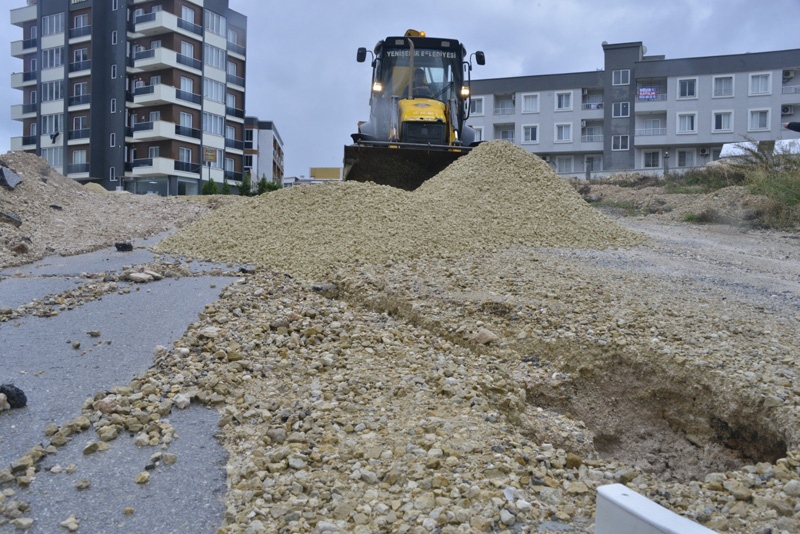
[468,42,800,177]
[10,0,247,195]
[244,117,284,187]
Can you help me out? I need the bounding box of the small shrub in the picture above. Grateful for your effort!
[201,178,218,195]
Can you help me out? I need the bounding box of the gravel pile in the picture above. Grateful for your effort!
[0,152,216,269]
[3,143,800,533]
[153,142,642,279]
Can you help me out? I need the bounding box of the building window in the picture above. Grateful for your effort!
[109,167,117,181]
[469,97,483,115]
[749,73,771,95]
[110,98,117,113]
[243,155,253,168]
[148,146,159,159]
[109,133,116,147]
[202,112,225,136]
[204,44,226,70]
[111,30,118,45]
[41,113,63,135]
[150,75,161,85]
[555,92,572,111]
[521,93,539,113]
[612,135,629,151]
[41,13,65,36]
[555,123,572,142]
[72,150,87,165]
[644,151,660,168]
[179,147,192,163]
[111,64,117,79]
[41,147,63,167]
[112,0,119,11]
[203,78,225,102]
[181,6,195,23]
[226,93,237,109]
[712,111,733,132]
[149,111,160,122]
[41,47,64,69]
[555,156,573,173]
[643,118,662,135]
[499,128,514,142]
[677,112,697,133]
[41,81,64,102]
[74,14,88,29]
[678,78,697,99]
[612,101,630,118]
[713,75,733,97]
[74,48,88,63]
[180,112,193,128]
[181,41,194,58]
[677,150,695,167]
[522,124,538,143]
[29,90,37,104]
[205,11,227,36]
[473,127,483,142]
[209,149,224,169]
[73,115,87,131]
[612,69,630,86]
[749,109,769,131]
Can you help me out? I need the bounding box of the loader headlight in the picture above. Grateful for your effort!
[372,82,383,93]
[460,86,470,97]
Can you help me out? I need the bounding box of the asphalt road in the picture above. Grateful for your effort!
[0,238,234,533]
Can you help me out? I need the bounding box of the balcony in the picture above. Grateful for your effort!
[11,38,38,57]
[132,47,199,74]
[69,60,91,74]
[11,71,37,88]
[228,41,245,56]
[174,160,201,174]
[581,102,604,110]
[494,107,514,116]
[177,54,202,71]
[177,18,203,36]
[175,125,202,140]
[130,120,175,141]
[69,94,91,107]
[10,4,36,26]
[132,9,203,38]
[11,103,37,120]
[175,89,202,105]
[69,26,92,40]
[226,106,245,119]
[226,73,245,88]
[635,128,667,136]
[224,170,243,183]
[225,138,244,151]
[636,92,668,102]
[10,136,37,151]
[68,128,91,141]
[580,134,604,143]
[128,157,190,178]
[67,163,90,176]
[783,86,800,95]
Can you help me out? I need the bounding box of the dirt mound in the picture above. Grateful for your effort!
[0,152,213,269]
[154,141,643,279]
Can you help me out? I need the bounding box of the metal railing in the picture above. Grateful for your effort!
[636,93,668,101]
[23,71,37,81]
[175,125,202,139]
[494,107,514,115]
[228,42,245,55]
[783,86,800,94]
[177,54,202,70]
[581,102,604,110]
[131,158,153,168]
[134,13,156,24]
[21,135,37,146]
[68,94,90,106]
[67,163,90,174]
[226,73,245,87]
[22,38,37,49]
[581,134,604,142]
[68,128,90,140]
[175,89,201,104]
[21,103,37,113]
[69,60,91,72]
[134,49,155,60]
[132,122,154,132]
[69,26,91,39]
[635,128,667,136]
[225,138,244,150]
[174,161,200,173]
[226,106,244,118]
[133,85,155,96]
[177,18,203,35]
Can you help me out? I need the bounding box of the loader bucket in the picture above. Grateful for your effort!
[343,143,470,191]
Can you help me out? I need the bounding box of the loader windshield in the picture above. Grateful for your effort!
[379,47,463,103]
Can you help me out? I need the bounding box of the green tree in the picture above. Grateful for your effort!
[221,177,231,195]
[239,172,252,196]
[201,177,218,195]
[257,175,269,195]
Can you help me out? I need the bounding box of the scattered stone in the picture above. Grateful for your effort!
[59,514,80,531]
[114,242,133,252]
[0,384,27,409]
[134,472,150,484]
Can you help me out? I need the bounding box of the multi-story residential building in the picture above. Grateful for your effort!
[469,42,800,177]
[244,117,284,186]
[10,0,248,195]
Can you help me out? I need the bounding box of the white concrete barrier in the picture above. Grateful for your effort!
[596,484,717,534]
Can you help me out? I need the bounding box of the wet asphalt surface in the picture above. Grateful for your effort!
[0,236,233,533]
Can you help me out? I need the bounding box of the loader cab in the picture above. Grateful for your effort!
[361,35,468,107]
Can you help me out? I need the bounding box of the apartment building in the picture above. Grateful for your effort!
[468,42,800,176]
[10,0,247,195]
[244,117,284,186]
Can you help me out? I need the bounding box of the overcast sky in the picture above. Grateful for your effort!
[2,0,799,177]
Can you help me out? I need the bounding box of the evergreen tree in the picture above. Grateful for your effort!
[239,172,252,196]
[201,178,218,195]
[257,175,269,195]
[221,177,231,195]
